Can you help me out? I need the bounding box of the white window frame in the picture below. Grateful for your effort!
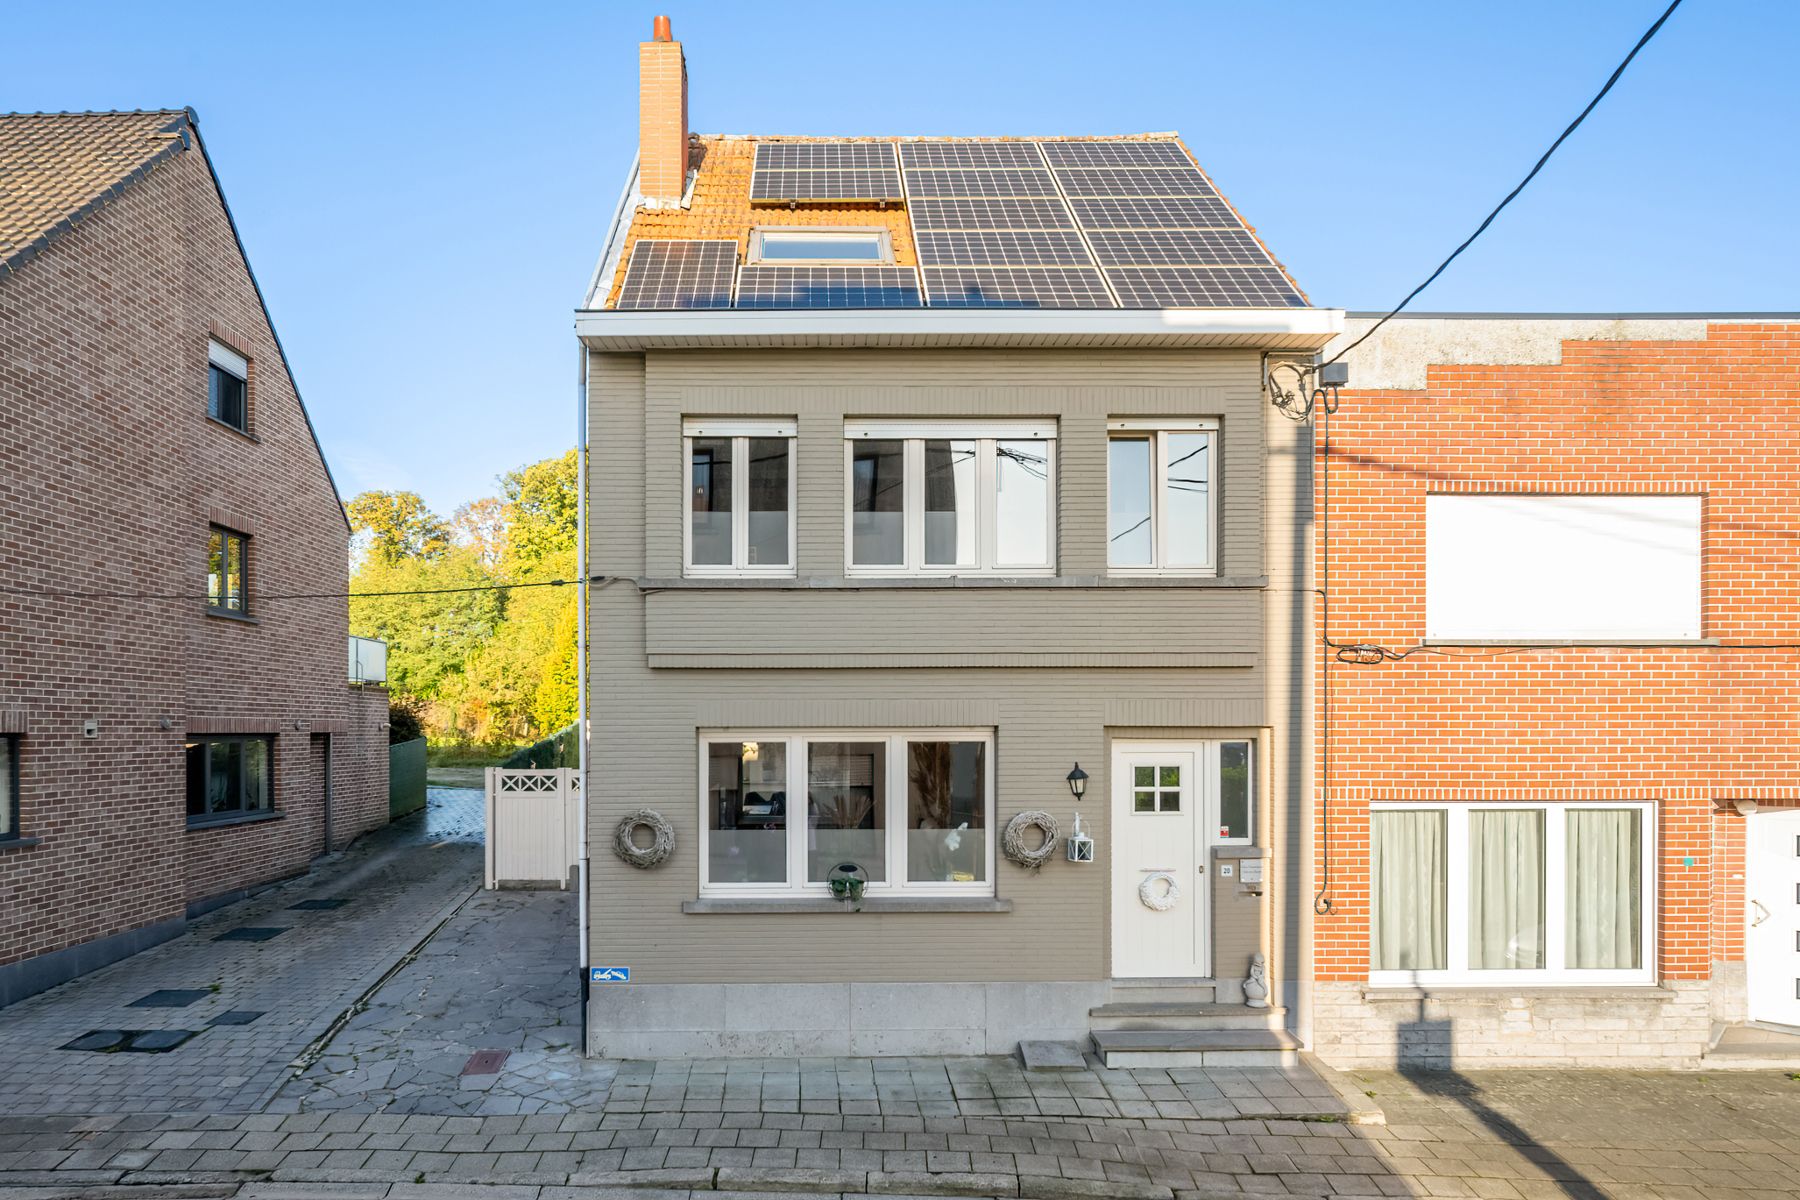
[1106,418,1219,577]
[748,227,895,265]
[844,420,1056,577]
[682,419,797,577]
[1367,800,1658,988]
[697,728,997,899]
[1123,739,1253,844]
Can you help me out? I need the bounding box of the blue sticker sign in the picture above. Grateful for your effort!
[590,966,631,983]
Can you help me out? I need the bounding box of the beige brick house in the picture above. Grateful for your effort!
[0,110,389,1005]
[576,22,1342,1062]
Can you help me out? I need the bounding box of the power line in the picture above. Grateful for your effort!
[1325,0,1684,367]
[0,575,610,604]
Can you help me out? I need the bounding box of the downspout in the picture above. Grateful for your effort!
[576,345,592,1045]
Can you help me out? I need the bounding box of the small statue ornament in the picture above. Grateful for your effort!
[1243,952,1270,1009]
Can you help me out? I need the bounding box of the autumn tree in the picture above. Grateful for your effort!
[347,490,450,566]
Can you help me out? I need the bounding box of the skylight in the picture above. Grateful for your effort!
[749,229,891,265]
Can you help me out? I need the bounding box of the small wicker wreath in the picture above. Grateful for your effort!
[1138,871,1181,911]
[612,808,675,869]
[1001,810,1060,869]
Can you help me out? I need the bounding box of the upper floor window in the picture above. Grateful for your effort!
[845,421,1055,576]
[185,735,273,824]
[1425,494,1702,642]
[685,419,795,575]
[749,228,892,264]
[207,340,249,432]
[0,735,18,841]
[208,526,249,615]
[1108,419,1216,574]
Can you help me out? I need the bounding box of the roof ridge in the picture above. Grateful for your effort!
[695,132,1184,143]
[0,108,188,118]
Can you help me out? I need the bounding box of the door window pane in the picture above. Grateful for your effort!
[707,741,788,884]
[1219,741,1251,839]
[1371,810,1448,972]
[1468,809,1546,969]
[1163,432,1211,567]
[1109,436,1153,567]
[906,741,986,883]
[1567,809,1642,969]
[994,440,1050,565]
[807,742,887,882]
[850,441,905,566]
[690,437,733,566]
[923,440,976,566]
[746,437,790,566]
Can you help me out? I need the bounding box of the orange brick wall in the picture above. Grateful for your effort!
[1312,323,1800,985]
[638,38,688,202]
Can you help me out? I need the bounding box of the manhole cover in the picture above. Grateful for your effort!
[62,1030,130,1052]
[62,1029,200,1053]
[287,898,348,911]
[214,927,288,942]
[461,1049,510,1076]
[208,1010,265,1026]
[128,989,209,1008]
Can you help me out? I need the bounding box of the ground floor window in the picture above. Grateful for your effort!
[701,730,993,897]
[1368,801,1654,986]
[185,736,273,824]
[0,735,17,839]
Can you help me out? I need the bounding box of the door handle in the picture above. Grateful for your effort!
[1751,899,1771,928]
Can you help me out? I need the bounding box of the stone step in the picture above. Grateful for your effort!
[1108,977,1218,1005]
[1092,1028,1301,1069]
[1090,1002,1288,1032]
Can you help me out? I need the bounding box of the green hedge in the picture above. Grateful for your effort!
[500,723,580,770]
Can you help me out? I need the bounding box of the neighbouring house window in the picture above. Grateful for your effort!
[207,339,249,432]
[1425,494,1702,641]
[0,735,18,840]
[748,228,893,264]
[185,736,273,823]
[207,526,249,615]
[700,730,994,897]
[1108,420,1217,573]
[1369,802,1653,985]
[845,421,1055,575]
[684,419,795,574]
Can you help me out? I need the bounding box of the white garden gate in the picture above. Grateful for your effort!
[484,767,581,889]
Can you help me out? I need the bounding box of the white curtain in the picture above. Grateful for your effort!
[1371,810,1447,972]
[1567,809,1642,969]
[1468,810,1545,969]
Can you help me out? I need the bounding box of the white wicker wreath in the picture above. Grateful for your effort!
[1138,871,1181,911]
[613,808,675,869]
[1001,810,1059,869]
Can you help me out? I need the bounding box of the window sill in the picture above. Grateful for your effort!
[643,574,1268,591]
[1212,845,1266,860]
[186,810,283,832]
[205,415,259,442]
[0,836,43,852]
[1361,984,1675,1002]
[1422,639,1720,648]
[204,609,260,625]
[683,896,1013,915]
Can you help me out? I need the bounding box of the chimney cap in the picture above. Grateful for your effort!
[652,14,673,41]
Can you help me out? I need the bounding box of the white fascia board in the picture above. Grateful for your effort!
[574,306,1345,351]
[581,155,641,311]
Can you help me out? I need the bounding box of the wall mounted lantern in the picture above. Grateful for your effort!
[1066,763,1088,801]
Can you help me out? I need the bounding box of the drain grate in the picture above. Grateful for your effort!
[214,927,289,942]
[461,1049,510,1076]
[287,898,348,910]
[207,1010,265,1026]
[128,989,210,1008]
[62,1029,200,1053]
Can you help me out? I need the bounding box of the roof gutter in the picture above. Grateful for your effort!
[575,306,1345,351]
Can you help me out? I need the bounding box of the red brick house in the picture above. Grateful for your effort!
[0,110,389,1005]
[1307,314,1800,1066]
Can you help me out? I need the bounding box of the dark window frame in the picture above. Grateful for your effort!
[207,341,249,433]
[0,734,19,841]
[207,526,250,616]
[185,735,274,825]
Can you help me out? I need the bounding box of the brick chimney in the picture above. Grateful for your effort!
[639,15,689,206]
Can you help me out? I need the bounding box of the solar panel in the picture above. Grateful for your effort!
[898,141,1045,169]
[904,168,1061,198]
[1052,167,1216,197]
[908,197,1077,231]
[614,239,737,310]
[923,266,1114,309]
[754,143,898,171]
[915,229,1093,266]
[749,169,904,203]
[1105,265,1306,309]
[734,265,923,309]
[1068,196,1240,229]
[1086,228,1273,267]
[1037,141,1193,168]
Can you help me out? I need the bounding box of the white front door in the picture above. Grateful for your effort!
[1748,808,1800,1027]
[1111,743,1208,977]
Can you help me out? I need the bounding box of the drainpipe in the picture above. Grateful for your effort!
[576,345,592,1047]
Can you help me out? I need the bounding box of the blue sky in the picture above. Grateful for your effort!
[8,1,1794,516]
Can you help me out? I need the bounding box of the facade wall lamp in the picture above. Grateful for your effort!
[1066,763,1088,801]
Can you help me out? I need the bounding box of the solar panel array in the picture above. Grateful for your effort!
[614,140,1307,310]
